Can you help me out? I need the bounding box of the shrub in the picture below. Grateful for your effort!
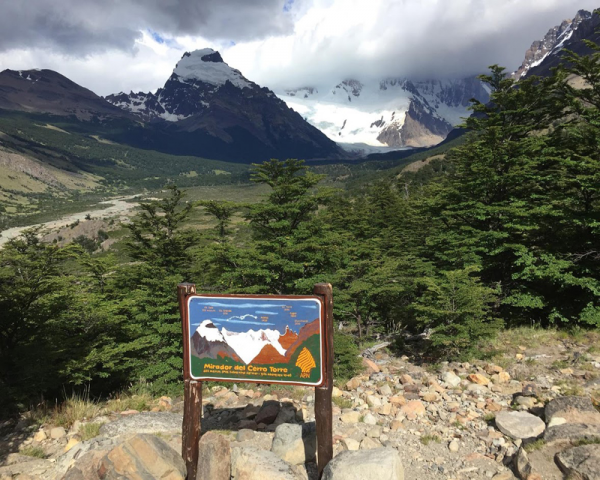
[333,331,362,381]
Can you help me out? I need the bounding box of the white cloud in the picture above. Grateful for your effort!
[0,0,598,96]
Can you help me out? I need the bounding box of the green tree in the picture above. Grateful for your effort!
[414,267,501,358]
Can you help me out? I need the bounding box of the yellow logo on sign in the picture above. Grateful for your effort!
[296,347,316,378]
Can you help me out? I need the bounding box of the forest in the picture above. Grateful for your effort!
[2,42,600,414]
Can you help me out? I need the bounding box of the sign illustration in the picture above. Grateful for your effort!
[186,295,324,386]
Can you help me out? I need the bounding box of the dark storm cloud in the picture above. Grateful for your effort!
[0,0,293,55]
[234,0,600,91]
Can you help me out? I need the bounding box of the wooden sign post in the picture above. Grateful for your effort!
[178,283,333,480]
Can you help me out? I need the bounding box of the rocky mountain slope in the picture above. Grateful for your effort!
[0,69,127,121]
[512,9,600,79]
[105,49,343,162]
[280,76,489,149]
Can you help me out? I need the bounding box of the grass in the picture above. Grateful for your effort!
[51,391,102,428]
[555,380,585,397]
[552,359,570,370]
[483,413,496,424]
[79,422,102,441]
[420,434,441,445]
[524,439,545,453]
[332,396,353,409]
[21,446,46,458]
[105,378,155,413]
[571,437,600,447]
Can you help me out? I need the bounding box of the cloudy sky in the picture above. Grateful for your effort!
[0,0,597,96]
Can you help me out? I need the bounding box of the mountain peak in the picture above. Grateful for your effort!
[173,48,250,89]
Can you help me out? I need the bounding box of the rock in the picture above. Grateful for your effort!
[255,401,281,425]
[366,395,382,407]
[64,437,80,453]
[271,423,316,466]
[515,396,536,409]
[231,446,304,480]
[342,438,360,451]
[390,421,404,431]
[367,426,382,438]
[50,426,67,439]
[322,448,404,480]
[61,449,106,480]
[547,417,567,428]
[442,371,461,387]
[99,412,182,437]
[360,437,380,450]
[33,430,47,442]
[495,411,545,440]
[362,358,380,374]
[485,364,504,374]
[197,431,231,480]
[467,374,490,385]
[379,384,393,396]
[98,434,185,480]
[448,440,459,452]
[544,423,600,443]
[400,400,425,419]
[332,387,342,398]
[390,396,406,406]
[362,413,378,425]
[422,392,439,402]
[399,374,413,385]
[346,377,362,390]
[556,444,600,480]
[521,384,537,397]
[497,372,511,384]
[341,411,361,424]
[545,396,600,425]
[492,473,516,480]
[515,448,534,480]
[236,429,255,442]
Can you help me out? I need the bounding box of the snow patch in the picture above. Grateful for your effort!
[221,327,285,364]
[196,320,225,343]
[174,49,251,89]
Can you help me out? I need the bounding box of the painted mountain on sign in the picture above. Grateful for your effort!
[190,319,319,366]
[191,320,242,362]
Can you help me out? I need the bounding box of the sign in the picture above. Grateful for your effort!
[184,295,324,386]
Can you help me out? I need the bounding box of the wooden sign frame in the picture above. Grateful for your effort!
[178,283,334,480]
[182,293,326,387]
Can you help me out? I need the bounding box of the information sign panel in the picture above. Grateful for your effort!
[184,295,324,386]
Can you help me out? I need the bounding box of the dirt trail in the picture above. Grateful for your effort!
[0,195,139,247]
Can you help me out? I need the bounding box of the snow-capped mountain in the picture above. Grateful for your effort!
[512,10,592,79]
[191,320,242,362]
[279,77,489,148]
[105,48,342,162]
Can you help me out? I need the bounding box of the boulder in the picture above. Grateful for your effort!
[495,411,545,440]
[322,448,404,480]
[97,434,185,480]
[51,427,67,439]
[556,444,600,480]
[99,412,182,437]
[544,423,600,444]
[255,401,281,425]
[197,431,230,480]
[400,400,425,419]
[271,423,316,466]
[545,396,600,425]
[231,446,304,480]
[340,411,361,424]
[236,429,255,442]
[467,374,489,385]
[362,358,380,374]
[442,371,461,387]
